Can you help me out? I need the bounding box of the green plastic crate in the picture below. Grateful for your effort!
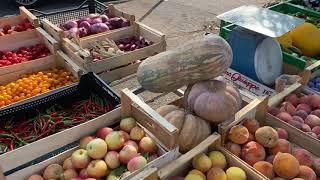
[219,2,318,70]
[287,0,320,14]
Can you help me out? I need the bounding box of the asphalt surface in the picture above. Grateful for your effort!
[0,0,114,16]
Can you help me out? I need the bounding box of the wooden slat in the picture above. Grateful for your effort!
[36,27,59,54]
[56,50,84,78]
[0,55,55,77]
[7,147,76,180]
[89,42,164,72]
[0,55,56,85]
[0,29,40,52]
[79,25,136,48]
[42,19,65,42]
[268,82,302,107]
[108,4,135,22]
[99,63,140,83]
[0,15,22,28]
[19,6,40,27]
[121,88,179,150]
[158,134,220,179]
[0,166,4,180]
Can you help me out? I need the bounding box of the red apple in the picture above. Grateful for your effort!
[124,140,138,151]
[71,149,91,169]
[105,131,125,151]
[86,138,108,159]
[127,156,147,172]
[119,130,130,142]
[79,136,95,149]
[27,175,44,180]
[130,126,145,141]
[87,160,108,178]
[43,164,64,179]
[119,145,138,164]
[139,137,157,153]
[63,157,74,170]
[96,127,113,139]
[120,117,136,133]
[63,169,78,179]
[104,151,120,169]
[79,169,89,179]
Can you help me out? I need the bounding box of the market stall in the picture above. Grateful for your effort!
[0,0,320,179]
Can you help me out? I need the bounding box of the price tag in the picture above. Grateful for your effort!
[224,68,276,97]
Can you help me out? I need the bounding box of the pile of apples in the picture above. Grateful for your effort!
[226,119,320,179]
[174,151,247,180]
[0,18,34,36]
[268,93,320,140]
[28,117,159,180]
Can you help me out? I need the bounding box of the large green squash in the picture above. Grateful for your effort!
[137,34,232,93]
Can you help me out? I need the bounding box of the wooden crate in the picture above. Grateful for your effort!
[0,7,39,38]
[62,22,166,83]
[0,27,59,76]
[0,50,83,172]
[268,82,320,156]
[42,4,135,42]
[145,133,265,180]
[219,95,320,179]
[4,88,180,179]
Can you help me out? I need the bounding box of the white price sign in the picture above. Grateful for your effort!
[224,68,276,97]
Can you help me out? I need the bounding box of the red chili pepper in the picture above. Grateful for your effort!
[50,112,59,117]
[9,141,14,151]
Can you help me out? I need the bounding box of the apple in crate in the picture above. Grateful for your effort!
[127,155,147,172]
[105,131,125,151]
[79,136,95,149]
[87,160,108,178]
[119,145,138,164]
[105,151,120,169]
[86,138,108,159]
[96,127,113,139]
[130,126,145,141]
[120,117,137,133]
[71,149,91,169]
[139,137,157,153]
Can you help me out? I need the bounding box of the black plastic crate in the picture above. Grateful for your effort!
[29,0,108,25]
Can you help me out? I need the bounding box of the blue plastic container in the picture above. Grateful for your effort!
[228,27,283,86]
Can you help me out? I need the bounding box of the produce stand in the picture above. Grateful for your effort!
[148,133,266,179]
[6,88,180,180]
[62,22,166,83]
[0,27,58,76]
[219,95,320,179]
[30,1,135,42]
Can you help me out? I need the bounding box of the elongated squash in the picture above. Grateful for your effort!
[137,34,232,93]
